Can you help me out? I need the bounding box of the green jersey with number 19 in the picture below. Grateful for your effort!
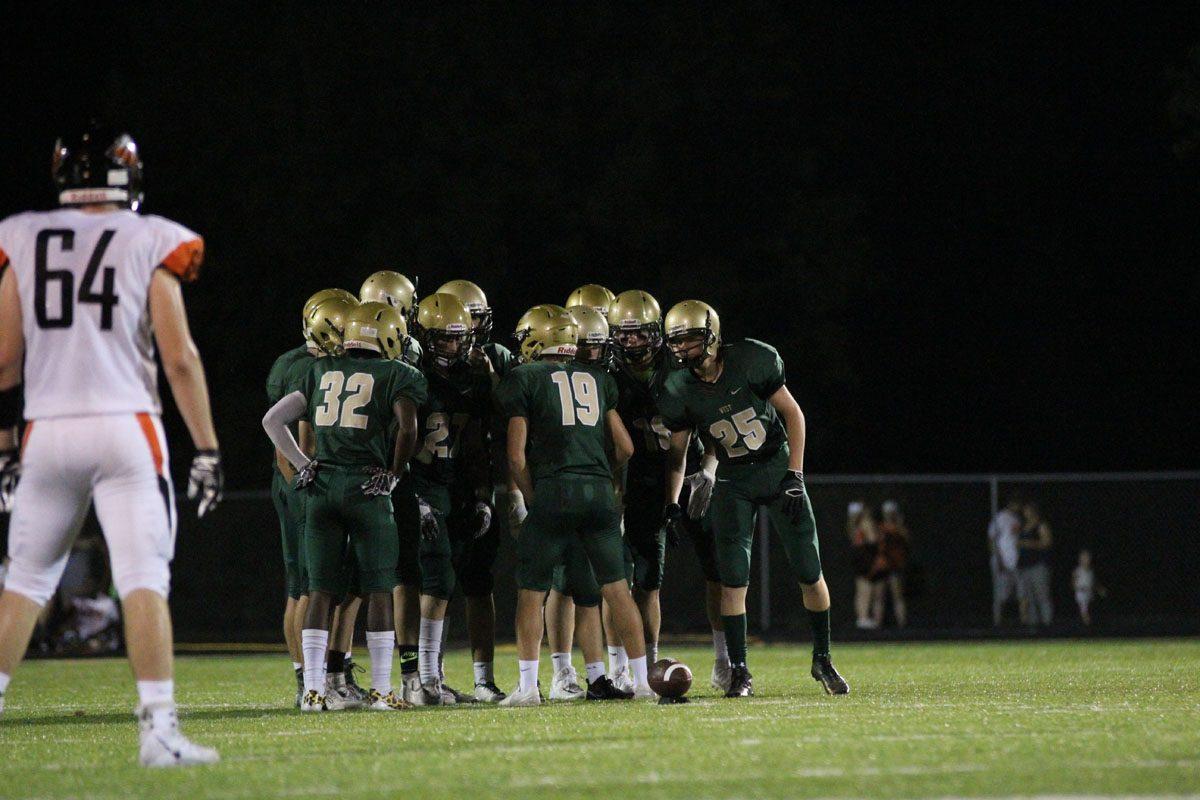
[494,360,618,482]
[298,354,428,468]
[656,339,787,466]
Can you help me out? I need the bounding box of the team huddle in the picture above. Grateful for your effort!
[0,123,845,770]
[265,274,850,711]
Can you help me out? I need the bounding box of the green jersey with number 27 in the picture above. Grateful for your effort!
[299,354,428,468]
[494,360,619,482]
[656,339,787,466]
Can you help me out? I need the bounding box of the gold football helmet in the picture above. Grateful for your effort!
[304,295,357,355]
[564,284,617,319]
[567,304,610,365]
[608,289,663,363]
[342,301,408,360]
[412,293,472,368]
[436,279,492,343]
[360,271,417,319]
[302,288,356,345]
[664,300,721,367]
[513,304,562,352]
[518,304,578,363]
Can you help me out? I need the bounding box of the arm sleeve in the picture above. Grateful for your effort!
[262,391,310,470]
[747,340,786,399]
[147,216,205,282]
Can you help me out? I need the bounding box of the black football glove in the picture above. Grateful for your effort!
[361,468,400,497]
[293,459,320,491]
[470,501,493,539]
[778,470,807,525]
[0,448,19,514]
[416,495,441,543]
[661,502,685,548]
[186,449,224,519]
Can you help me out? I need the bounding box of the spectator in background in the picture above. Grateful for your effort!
[847,501,878,629]
[1072,549,1105,627]
[988,498,1021,626]
[1016,502,1054,627]
[871,500,910,628]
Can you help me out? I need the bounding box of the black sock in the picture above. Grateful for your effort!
[326,649,346,674]
[808,609,831,658]
[721,613,748,667]
[399,644,419,675]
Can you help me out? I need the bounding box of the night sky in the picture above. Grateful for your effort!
[3,5,1198,489]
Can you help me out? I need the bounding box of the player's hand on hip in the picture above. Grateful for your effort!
[684,465,717,519]
[293,459,320,491]
[778,470,806,524]
[187,449,224,518]
[0,448,19,513]
[661,502,685,548]
[416,495,441,542]
[507,489,528,538]
[470,501,493,539]
[361,468,399,497]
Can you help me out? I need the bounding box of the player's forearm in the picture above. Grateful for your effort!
[262,392,308,470]
[275,449,297,481]
[390,398,420,471]
[163,350,219,450]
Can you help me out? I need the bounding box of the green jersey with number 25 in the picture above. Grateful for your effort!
[494,360,619,482]
[656,339,787,466]
[299,354,428,468]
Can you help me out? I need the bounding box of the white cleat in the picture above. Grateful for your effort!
[610,665,635,694]
[711,661,733,693]
[325,674,361,710]
[549,666,585,701]
[400,674,424,705]
[367,689,413,711]
[473,682,507,703]
[498,684,541,708]
[137,707,219,768]
[632,683,657,701]
[299,689,327,712]
[0,692,5,715]
[408,678,442,706]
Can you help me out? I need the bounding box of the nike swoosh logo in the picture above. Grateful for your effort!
[731,388,742,394]
[155,735,181,760]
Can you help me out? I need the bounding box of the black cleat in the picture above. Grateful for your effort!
[586,675,634,700]
[811,654,850,695]
[344,660,371,703]
[724,665,754,697]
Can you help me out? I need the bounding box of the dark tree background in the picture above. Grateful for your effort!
[3,5,1198,490]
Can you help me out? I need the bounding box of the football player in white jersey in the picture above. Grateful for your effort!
[0,123,223,767]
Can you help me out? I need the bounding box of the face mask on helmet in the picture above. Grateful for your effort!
[668,331,714,369]
[469,309,493,345]
[614,325,662,363]
[575,337,610,366]
[426,330,470,368]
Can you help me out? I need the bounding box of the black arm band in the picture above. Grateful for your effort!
[0,384,21,428]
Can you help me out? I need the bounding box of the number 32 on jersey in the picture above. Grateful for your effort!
[313,371,375,429]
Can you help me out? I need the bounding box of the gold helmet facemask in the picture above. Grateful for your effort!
[567,304,611,366]
[664,300,721,369]
[564,284,617,320]
[304,296,357,355]
[515,304,576,364]
[513,304,561,355]
[437,279,492,344]
[412,293,473,369]
[608,289,663,364]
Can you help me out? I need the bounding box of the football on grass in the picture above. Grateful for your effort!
[648,658,693,698]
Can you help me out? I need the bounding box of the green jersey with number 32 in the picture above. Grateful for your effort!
[494,360,619,482]
[299,354,428,468]
[656,339,787,466]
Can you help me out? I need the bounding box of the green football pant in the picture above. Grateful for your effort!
[304,467,399,594]
[518,477,625,593]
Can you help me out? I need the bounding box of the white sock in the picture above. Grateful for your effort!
[713,630,730,666]
[585,661,605,684]
[607,645,627,675]
[518,659,539,693]
[551,652,572,674]
[419,617,444,684]
[0,671,10,694]
[291,661,303,672]
[366,630,395,694]
[629,655,649,689]
[136,680,176,730]
[302,629,330,693]
[473,661,493,685]
[647,641,659,665]
[344,649,352,663]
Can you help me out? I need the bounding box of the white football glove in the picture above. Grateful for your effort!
[416,495,441,543]
[684,465,717,519]
[507,489,529,537]
[470,501,493,539]
[187,450,224,519]
[0,449,19,514]
[361,469,400,497]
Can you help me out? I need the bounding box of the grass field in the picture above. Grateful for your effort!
[0,639,1197,799]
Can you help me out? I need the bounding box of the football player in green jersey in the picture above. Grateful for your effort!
[494,308,651,706]
[263,303,427,711]
[267,290,354,706]
[658,301,849,697]
[435,280,514,702]
[405,293,495,705]
[361,270,423,366]
[606,290,728,691]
